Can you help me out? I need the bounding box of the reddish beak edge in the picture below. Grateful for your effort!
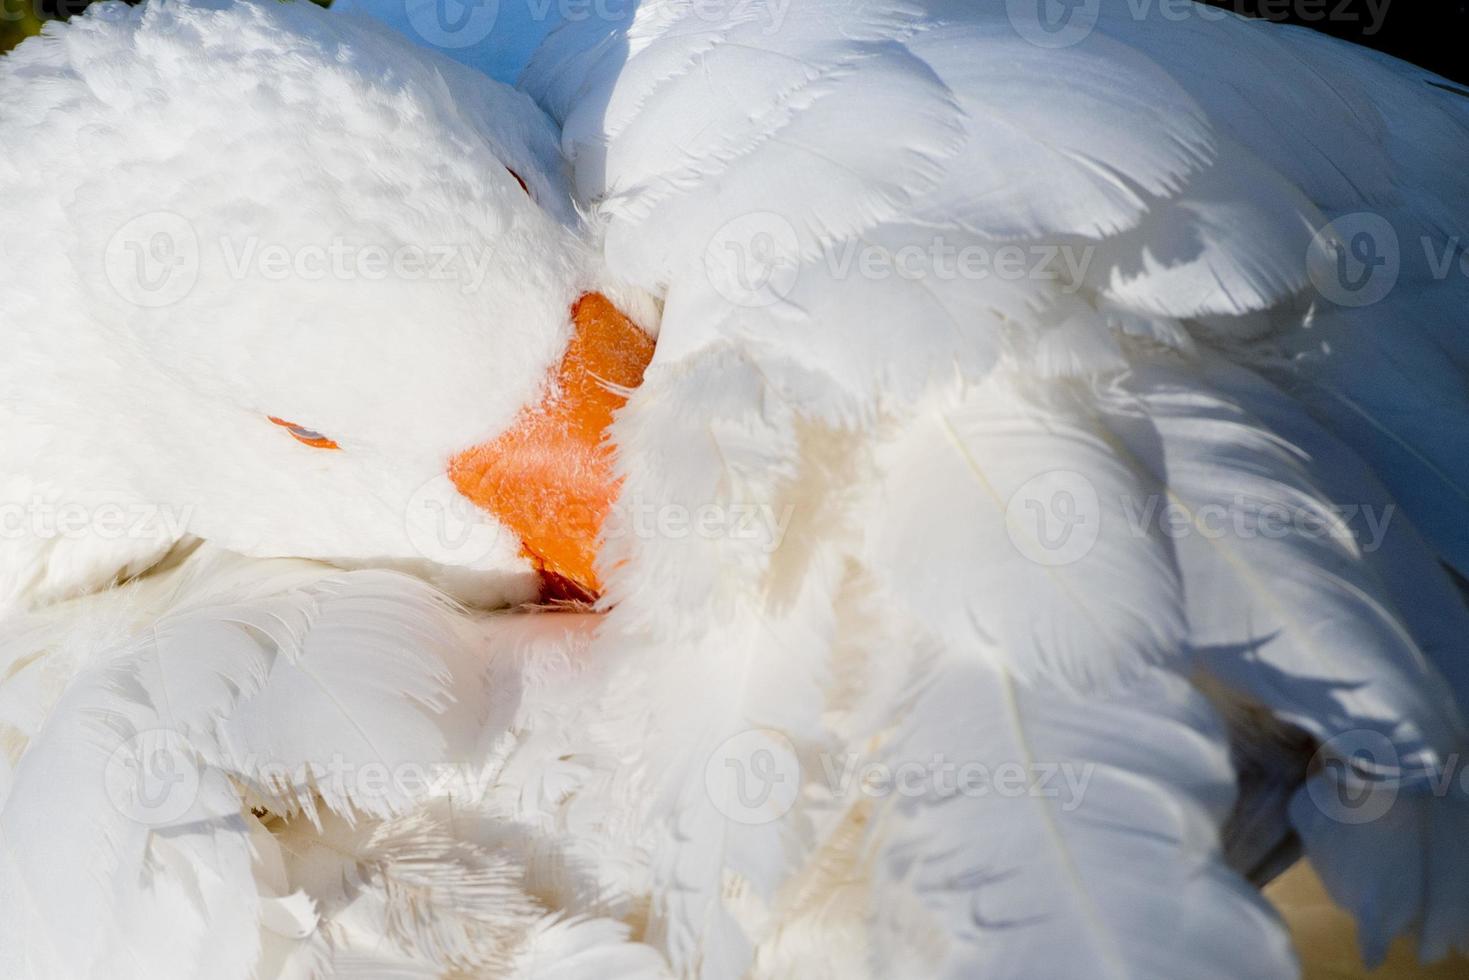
[448,292,655,602]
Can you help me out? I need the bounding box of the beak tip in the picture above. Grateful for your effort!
[449,291,652,604]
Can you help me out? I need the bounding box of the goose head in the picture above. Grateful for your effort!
[0,0,656,612]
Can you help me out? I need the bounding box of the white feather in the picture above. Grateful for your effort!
[6,0,1469,975]
[868,655,1295,980]
[866,376,1187,688]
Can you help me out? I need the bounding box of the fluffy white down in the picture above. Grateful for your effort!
[3,0,1469,978]
[0,0,618,611]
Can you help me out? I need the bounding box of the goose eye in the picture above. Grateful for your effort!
[506,167,530,196]
[268,416,341,451]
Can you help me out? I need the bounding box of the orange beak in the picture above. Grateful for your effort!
[449,293,655,602]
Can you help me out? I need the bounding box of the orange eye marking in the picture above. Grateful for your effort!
[449,292,654,601]
[268,417,341,451]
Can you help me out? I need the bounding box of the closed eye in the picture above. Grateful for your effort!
[268,416,340,450]
[507,167,530,197]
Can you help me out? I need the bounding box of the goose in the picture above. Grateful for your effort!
[2,0,1468,977]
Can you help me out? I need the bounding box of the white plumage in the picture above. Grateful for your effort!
[2,0,1467,977]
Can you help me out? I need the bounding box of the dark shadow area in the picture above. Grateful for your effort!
[1201,0,1468,83]
[3,0,1466,81]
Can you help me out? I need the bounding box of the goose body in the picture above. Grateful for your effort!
[2,1,1468,977]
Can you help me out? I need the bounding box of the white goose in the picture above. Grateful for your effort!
[2,0,1468,977]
